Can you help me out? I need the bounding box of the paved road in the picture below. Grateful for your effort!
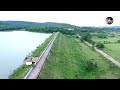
[83,39,120,68]
[24,32,59,79]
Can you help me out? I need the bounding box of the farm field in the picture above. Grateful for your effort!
[92,36,120,62]
[38,33,120,79]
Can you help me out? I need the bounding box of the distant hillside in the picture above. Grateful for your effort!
[0,21,9,25]
[101,26,120,29]
[1,21,80,29]
[1,21,39,26]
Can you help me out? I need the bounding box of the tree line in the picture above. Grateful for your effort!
[80,33,104,49]
[25,26,77,35]
[0,25,26,31]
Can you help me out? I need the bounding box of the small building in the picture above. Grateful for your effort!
[24,57,39,65]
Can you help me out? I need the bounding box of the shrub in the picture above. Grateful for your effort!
[85,61,97,71]
[91,41,95,45]
[76,35,79,38]
[96,42,104,49]
[118,40,120,43]
[97,34,107,38]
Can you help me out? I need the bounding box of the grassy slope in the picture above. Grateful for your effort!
[38,33,120,79]
[9,64,32,79]
[92,36,120,62]
[8,33,54,79]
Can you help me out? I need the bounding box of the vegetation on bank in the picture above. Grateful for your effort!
[0,24,26,31]
[0,25,76,35]
[9,64,32,79]
[31,33,54,57]
[38,33,120,79]
[8,33,54,79]
[25,26,76,35]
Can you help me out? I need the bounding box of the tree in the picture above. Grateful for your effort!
[85,61,97,71]
[76,35,79,38]
[96,42,104,49]
[118,40,120,43]
[80,33,92,42]
[97,34,107,38]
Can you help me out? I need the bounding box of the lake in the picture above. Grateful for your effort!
[0,31,51,79]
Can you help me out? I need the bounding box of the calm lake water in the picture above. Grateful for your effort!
[0,31,51,79]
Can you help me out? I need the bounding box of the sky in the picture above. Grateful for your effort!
[0,11,120,27]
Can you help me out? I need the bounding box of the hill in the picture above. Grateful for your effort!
[1,21,79,29]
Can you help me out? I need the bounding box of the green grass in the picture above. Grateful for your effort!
[103,44,120,62]
[8,33,54,79]
[8,64,32,79]
[92,36,120,43]
[38,33,120,79]
[92,36,120,62]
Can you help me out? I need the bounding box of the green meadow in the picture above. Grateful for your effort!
[38,33,120,79]
[92,36,120,62]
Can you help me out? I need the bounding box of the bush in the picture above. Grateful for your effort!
[91,41,95,45]
[85,61,97,71]
[80,33,92,42]
[76,35,79,38]
[91,46,94,51]
[118,40,120,43]
[96,42,104,49]
[97,34,107,38]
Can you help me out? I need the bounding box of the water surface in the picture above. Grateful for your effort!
[0,31,51,79]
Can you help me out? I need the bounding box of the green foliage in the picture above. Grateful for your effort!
[118,40,120,43]
[91,41,96,45]
[80,33,94,45]
[8,64,32,79]
[76,35,79,38]
[91,45,95,51]
[93,35,120,63]
[81,33,92,41]
[97,34,107,38]
[0,24,26,31]
[26,26,76,35]
[96,42,104,49]
[38,33,120,79]
[103,41,111,44]
[84,61,97,71]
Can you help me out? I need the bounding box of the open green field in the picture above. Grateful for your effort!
[92,36,120,62]
[38,33,120,79]
[92,36,120,43]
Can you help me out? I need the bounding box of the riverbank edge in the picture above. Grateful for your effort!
[8,33,54,79]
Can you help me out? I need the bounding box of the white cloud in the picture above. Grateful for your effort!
[0,11,120,26]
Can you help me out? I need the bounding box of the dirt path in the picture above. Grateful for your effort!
[24,32,59,79]
[83,39,120,68]
[94,47,120,67]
